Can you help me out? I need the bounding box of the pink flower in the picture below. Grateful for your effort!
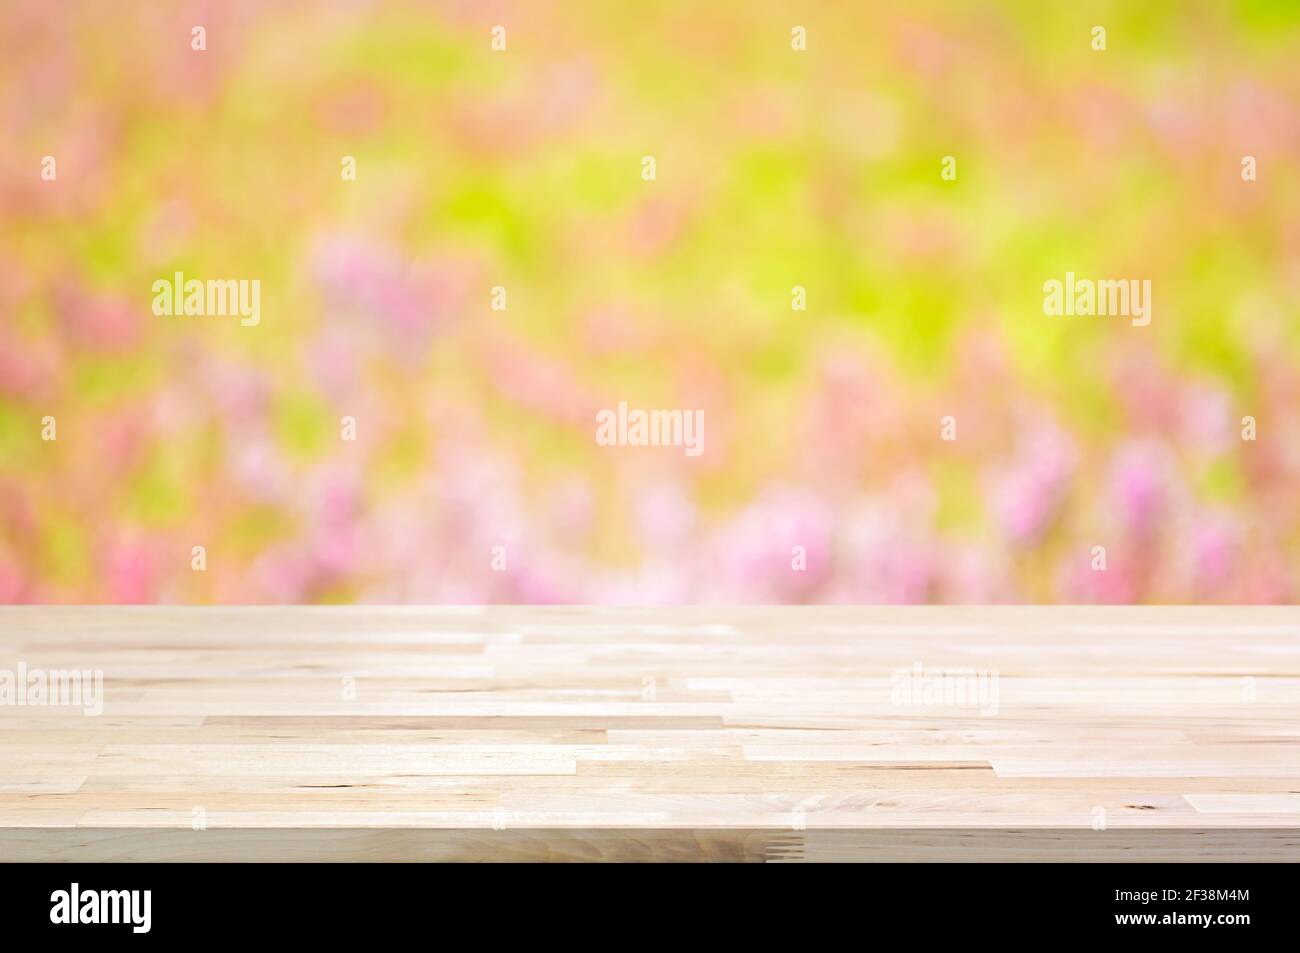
[476,333,594,425]
[711,486,833,601]
[311,234,468,358]
[596,562,691,604]
[200,355,271,425]
[1107,440,1175,539]
[251,547,316,602]
[634,482,696,550]
[1056,549,1139,604]
[833,496,939,603]
[941,545,1014,603]
[506,559,586,604]
[95,404,148,474]
[307,328,361,400]
[100,535,158,603]
[309,473,364,577]
[988,425,1077,545]
[0,330,56,399]
[228,433,294,504]
[1180,383,1234,454]
[0,558,26,602]
[543,478,594,538]
[54,284,141,352]
[1189,512,1237,591]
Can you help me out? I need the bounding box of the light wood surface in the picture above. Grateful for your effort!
[1,606,1298,861]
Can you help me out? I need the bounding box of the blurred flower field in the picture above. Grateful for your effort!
[1,0,1299,603]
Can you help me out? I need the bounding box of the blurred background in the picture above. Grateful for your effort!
[1,0,1298,603]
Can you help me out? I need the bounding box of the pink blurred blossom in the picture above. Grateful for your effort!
[100,535,159,603]
[988,424,1078,545]
[53,284,141,352]
[307,328,362,400]
[1056,549,1139,604]
[95,405,149,475]
[308,472,363,577]
[711,486,832,601]
[0,558,26,602]
[1107,440,1176,539]
[635,481,696,550]
[1179,382,1234,454]
[228,433,295,504]
[476,333,596,425]
[199,355,271,424]
[0,330,57,399]
[1188,511,1237,592]
[311,234,467,356]
[251,547,315,602]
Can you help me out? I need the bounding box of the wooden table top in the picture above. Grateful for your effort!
[2,606,1298,861]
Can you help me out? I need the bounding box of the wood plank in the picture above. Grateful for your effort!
[1,606,1298,861]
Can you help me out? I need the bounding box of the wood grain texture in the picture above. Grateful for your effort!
[1,606,1298,862]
